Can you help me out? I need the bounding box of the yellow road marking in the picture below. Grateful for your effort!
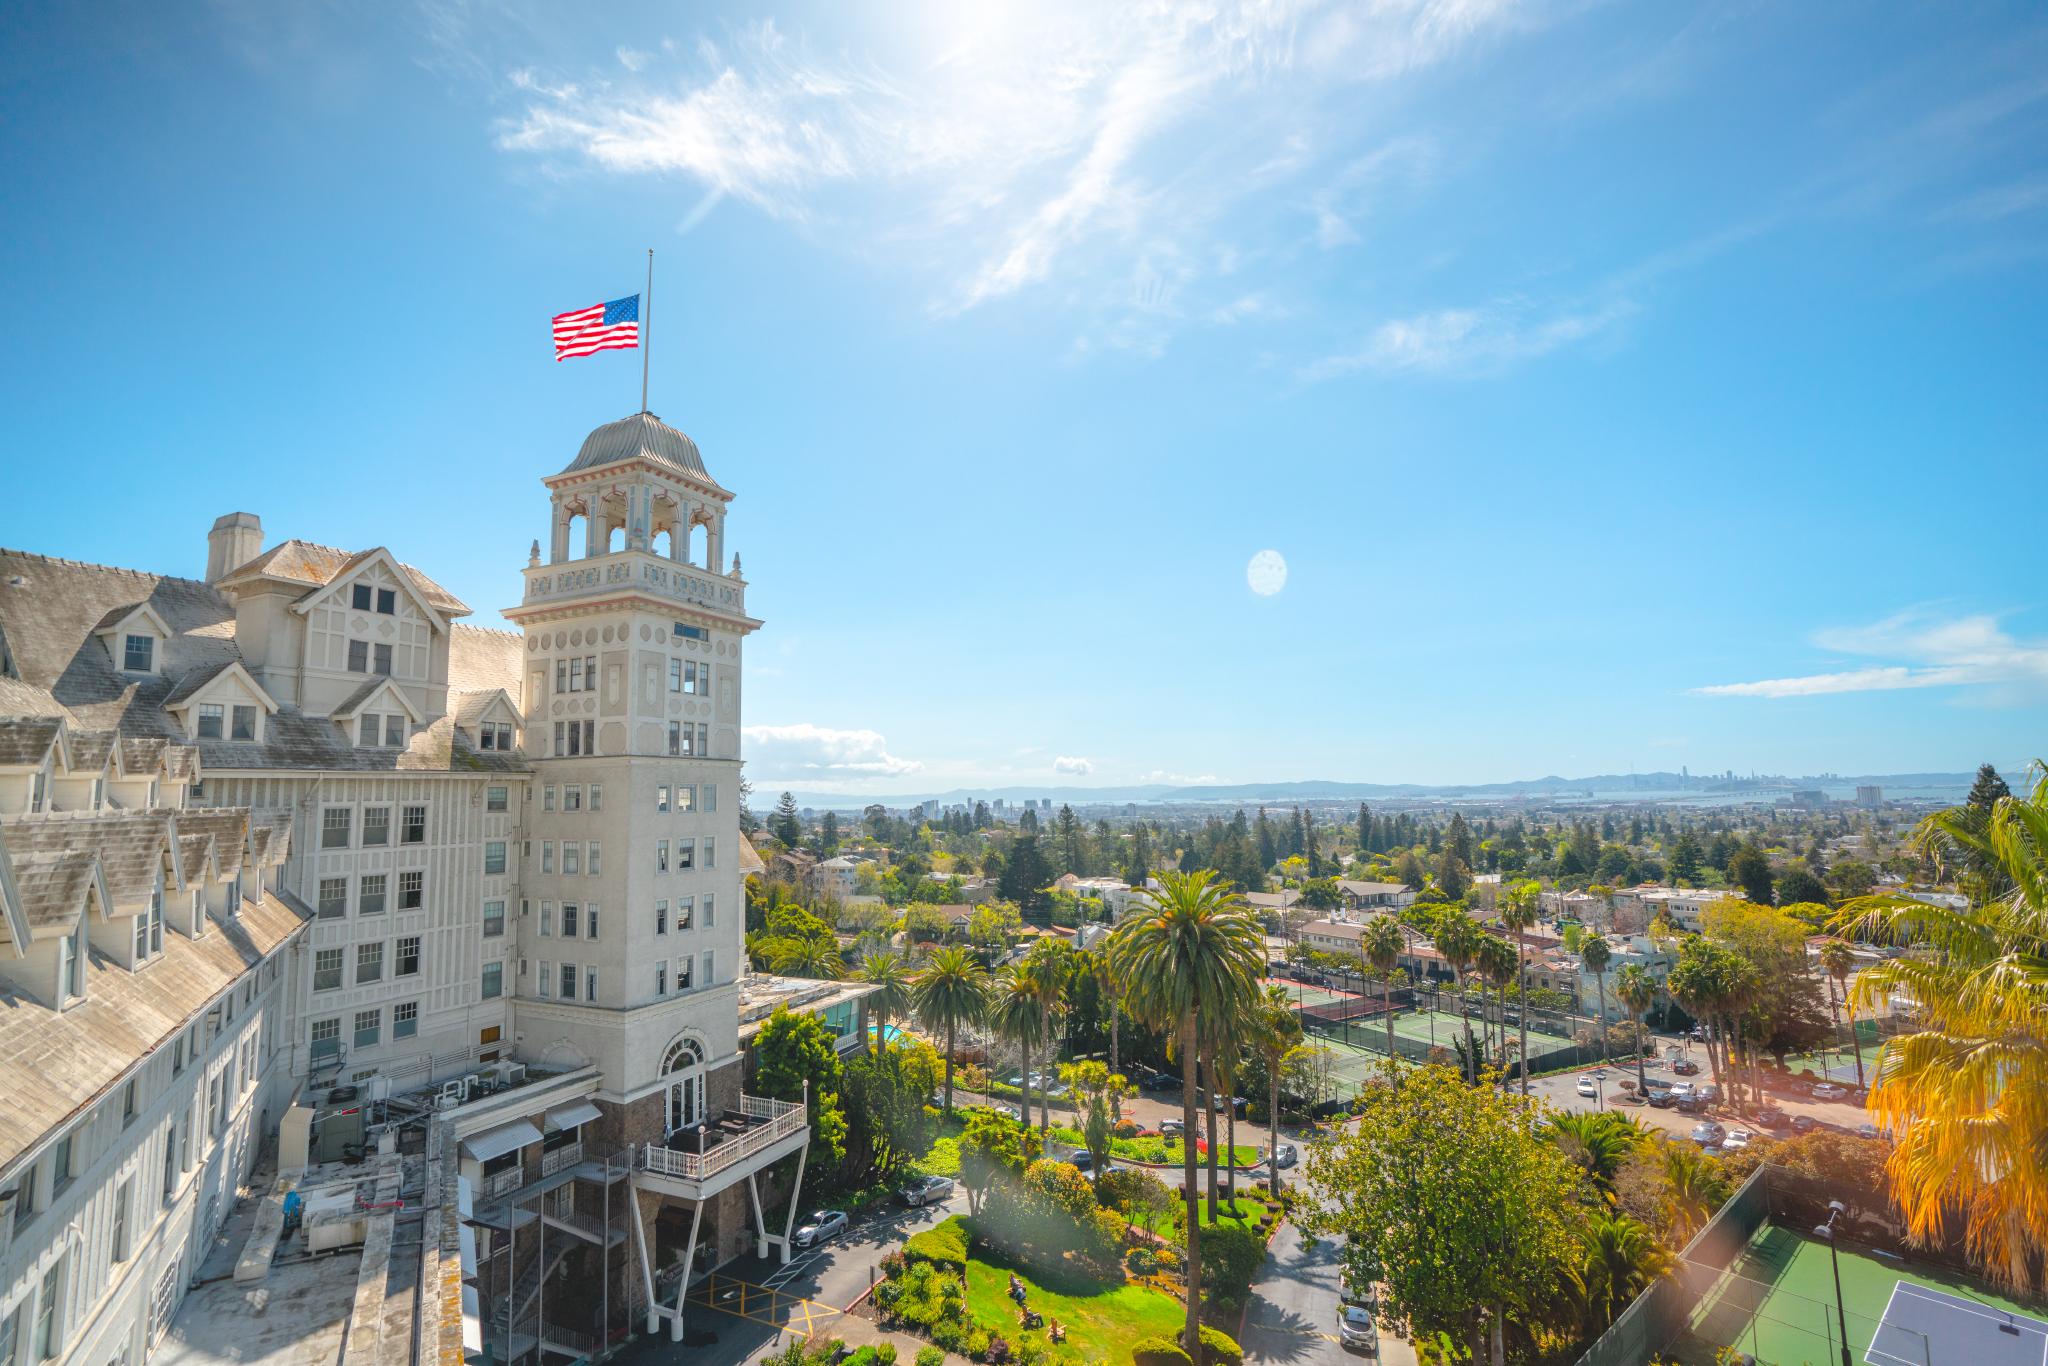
[688,1273,844,1334]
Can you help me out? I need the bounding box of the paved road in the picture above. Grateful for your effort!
[1242,1219,1413,1366]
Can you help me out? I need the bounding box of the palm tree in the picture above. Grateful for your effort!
[1550,1111,1647,1192]
[1251,985,1304,1197]
[1575,1212,1671,1331]
[1815,937,1863,1089]
[859,950,914,1052]
[1433,910,1483,1084]
[1831,768,2048,1291]
[990,962,1054,1139]
[1497,880,1543,1093]
[1110,870,1266,1353]
[1474,934,1518,1087]
[777,935,842,980]
[1580,934,1613,1068]
[913,947,987,1115]
[1659,1141,1729,1244]
[1358,915,1405,1066]
[1614,964,1656,1099]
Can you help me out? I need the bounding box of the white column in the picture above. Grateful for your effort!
[708,515,725,575]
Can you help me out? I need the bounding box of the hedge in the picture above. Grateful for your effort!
[903,1214,970,1270]
[1131,1337,1193,1366]
[1196,1327,1242,1366]
[1197,1223,1268,1314]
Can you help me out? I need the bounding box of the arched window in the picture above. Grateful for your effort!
[685,520,707,568]
[662,1037,707,1133]
[651,527,674,559]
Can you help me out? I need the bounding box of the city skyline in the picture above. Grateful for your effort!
[4,1,2045,792]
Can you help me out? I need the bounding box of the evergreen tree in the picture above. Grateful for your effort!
[770,791,803,847]
[1055,804,1086,876]
[1669,830,1703,885]
[1968,763,2011,809]
[819,809,840,853]
[1727,843,1775,905]
[1445,813,1476,870]
[1000,834,1057,915]
[1255,808,1279,871]
[1358,802,1372,854]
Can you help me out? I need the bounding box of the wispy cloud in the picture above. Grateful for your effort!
[743,722,922,777]
[1693,610,2048,699]
[1300,297,1633,381]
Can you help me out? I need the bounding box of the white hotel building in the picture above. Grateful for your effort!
[0,410,841,1366]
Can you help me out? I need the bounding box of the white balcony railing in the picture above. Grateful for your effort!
[540,1141,584,1176]
[483,1165,525,1198]
[637,1095,806,1185]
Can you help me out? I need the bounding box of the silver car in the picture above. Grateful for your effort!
[1339,1304,1378,1354]
[793,1209,849,1248]
[897,1175,955,1208]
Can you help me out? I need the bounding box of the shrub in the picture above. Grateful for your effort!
[1198,1224,1268,1314]
[1131,1337,1194,1366]
[986,1335,1011,1364]
[916,1350,945,1366]
[966,1329,992,1360]
[881,1251,908,1279]
[1127,1247,1156,1276]
[905,1215,971,1270]
[1113,1118,1141,1138]
[876,1348,897,1366]
[845,1350,878,1366]
[933,1320,968,1353]
[1196,1327,1242,1366]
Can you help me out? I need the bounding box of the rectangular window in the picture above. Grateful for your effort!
[376,587,396,615]
[317,877,347,919]
[358,715,380,747]
[483,899,505,937]
[399,870,423,910]
[484,841,507,875]
[703,837,716,869]
[356,941,383,984]
[703,783,717,813]
[353,1009,380,1049]
[676,955,693,991]
[703,893,715,927]
[656,785,670,813]
[123,1079,137,1127]
[51,1135,73,1196]
[352,584,373,611]
[384,714,406,747]
[314,948,343,991]
[685,660,711,696]
[589,783,602,811]
[586,966,598,1001]
[656,963,667,995]
[197,703,224,739]
[541,841,554,874]
[35,1256,62,1360]
[543,785,556,812]
[538,961,553,997]
[560,903,579,938]
[362,805,391,847]
[655,899,668,935]
[112,1178,132,1262]
[568,657,584,692]
[559,963,577,1000]
[309,1017,340,1060]
[397,936,420,977]
[373,643,393,676]
[481,962,503,999]
[486,785,508,812]
[675,784,695,813]
[347,639,369,673]
[322,807,352,849]
[359,873,387,916]
[402,805,426,844]
[656,839,668,873]
[669,658,682,693]
[539,900,553,937]
[564,785,583,812]
[587,842,601,876]
[125,634,154,672]
[393,1001,418,1039]
[585,905,599,939]
[555,659,567,695]
[703,950,714,988]
[231,705,257,741]
[561,842,580,876]
[677,838,695,871]
[675,895,694,931]
[666,721,680,756]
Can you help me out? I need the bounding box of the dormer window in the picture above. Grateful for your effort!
[231,705,256,741]
[134,885,164,963]
[124,634,155,672]
[350,584,397,614]
[358,713,407,748]
[197,704,224,739]
[479,722,514,751]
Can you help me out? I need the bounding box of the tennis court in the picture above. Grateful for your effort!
[1679,1222,2048,1365]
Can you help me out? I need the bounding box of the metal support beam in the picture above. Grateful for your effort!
[747,1172,769,1260]
[671,1200,703,1342]
[775,1141,811,1266]
[626,1171,658,1334]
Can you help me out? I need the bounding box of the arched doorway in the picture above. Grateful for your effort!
[662,1037,706,1134]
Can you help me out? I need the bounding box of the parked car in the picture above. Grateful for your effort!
[793,1209,849,1248]
[1669,1083,1696,1103]
[1672,1059,1701,1076]
[1269,1142,1299,1169]
[1160,1118,1186,1137]
[1811,1082,1849,1101]
[1720,1128,1756,1152]
[1338,1305,1379,1355]
[1576,1076,1599,1098]
[1066,1148,1114,1174]
[1790,1115,1818,1133]
[1689,1122,1726,1147]
[1646,1089,1677,1108]
[1139,1071,1177,1092]
[897,1176,955,1208]
[1751,1106,1787,1129]
[1856,1122,1882,1140]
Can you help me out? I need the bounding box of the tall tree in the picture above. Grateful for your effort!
[859,949,914,1052]
[770,790,803,847]
[1110,870,1265,1353]
[1359,915,1407,1066]
[1497,879,1542,1094]
[1727,843,1775,906]
[1433,909,1484,1084]
[1251,985,1305,1196]
[999,833,1057,915]
[912,947,989,1115]
[990,961,1055,1138]
[1614,964,1655,1096]
[1815,937,1863,1089]
[1580,935,1613,1068]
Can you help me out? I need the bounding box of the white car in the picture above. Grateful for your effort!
[793,1209,849,1248]
[1575,1077,1599,1098]
[1720,1129,1755,1152]
[1811,1082,1849,1101]
[1338,1304,1378,1355]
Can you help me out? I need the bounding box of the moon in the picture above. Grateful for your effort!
[1247,549,1288,596]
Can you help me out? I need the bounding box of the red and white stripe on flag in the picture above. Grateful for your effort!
[552,296,640,361]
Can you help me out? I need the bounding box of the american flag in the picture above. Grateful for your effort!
[552,295,639,361]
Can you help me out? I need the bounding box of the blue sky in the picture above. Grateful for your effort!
[2,1,2044,794]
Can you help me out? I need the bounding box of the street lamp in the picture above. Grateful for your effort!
[1814,1200,1853,1366]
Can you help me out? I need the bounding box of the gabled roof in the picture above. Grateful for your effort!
[217,539,469,616]
[451,688,518,729]
[65,729,121,775]
[331,675,424,723]
[159,658,278,716]
[0,717,64,769]
[6,850,105,938]
[3,810,180,905]
[91,601,174,640]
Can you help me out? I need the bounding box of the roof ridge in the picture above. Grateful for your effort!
[453,623,521,640]
[0,547,210,589]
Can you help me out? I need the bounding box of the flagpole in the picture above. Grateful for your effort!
[641,248,653,413]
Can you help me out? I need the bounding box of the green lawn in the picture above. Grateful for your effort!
[964,1250,1185,1366]
[1128,1196,1271,1240]
[1037,1123,1261,1169]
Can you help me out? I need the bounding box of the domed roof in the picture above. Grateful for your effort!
[561,411,710,480]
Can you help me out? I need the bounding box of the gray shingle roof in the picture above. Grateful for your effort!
[5,810,178,904]
[9,851,99,932]
[216,540,470,616]
[559,411,715,483]
[0,717,62,768]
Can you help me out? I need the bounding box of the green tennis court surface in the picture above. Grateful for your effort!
[1679,1222,2048,1365]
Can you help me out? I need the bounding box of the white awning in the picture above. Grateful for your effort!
[461,1119,542,1162]
[544,1100,603,1132]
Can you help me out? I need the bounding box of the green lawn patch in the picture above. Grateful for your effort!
[965,1248,1186,1366]
[1128,1197,1271,1240]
